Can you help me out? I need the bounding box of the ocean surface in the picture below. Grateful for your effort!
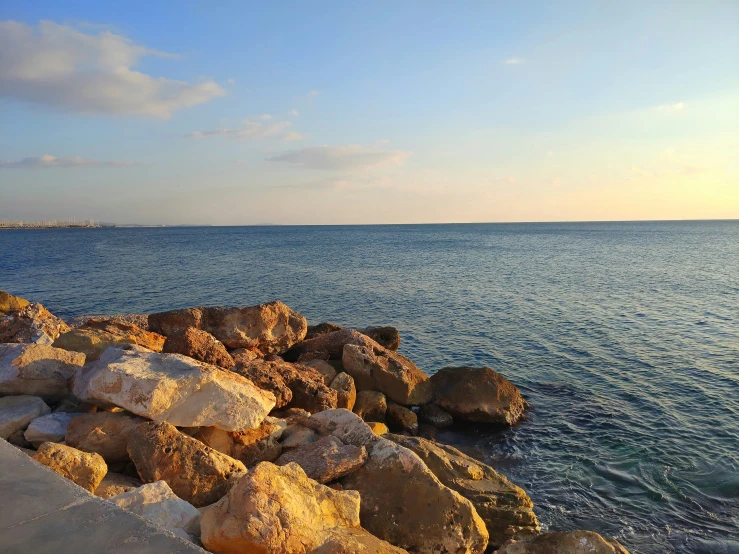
[1,221,737,553]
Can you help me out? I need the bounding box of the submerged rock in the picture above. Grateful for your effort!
[494,531,630,554]
[0,395,51,439]
[65,411,145,462]
[162,327,234,369]
[276,435,367,483]
[0,302,70,345]
[33,442,107,492]
[53,321,165,361]
[0,343,85,401]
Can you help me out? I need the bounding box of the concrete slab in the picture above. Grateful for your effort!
[0,439,205,553]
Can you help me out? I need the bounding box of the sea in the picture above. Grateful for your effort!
[1,221,737,554]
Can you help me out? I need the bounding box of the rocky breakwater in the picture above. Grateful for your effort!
[0,290,631,554]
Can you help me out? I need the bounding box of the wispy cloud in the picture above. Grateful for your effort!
[503,57,525,65]
[266,144,410,170]
[0,20,225,118]
[289,109,299,117]
[283,132,304,142]
[189,118,299,141]
[0,154,141,169]
[657,102,685,113]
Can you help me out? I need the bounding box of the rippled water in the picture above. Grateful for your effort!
[1,222,737,553]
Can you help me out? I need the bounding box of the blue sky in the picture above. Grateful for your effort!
[1,1,737,224]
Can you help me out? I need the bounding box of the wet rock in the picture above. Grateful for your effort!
[276,435,367,483]
[94,472,142,498]
[367,422,389,436]
[53,321,165,361]
[127,421,246,507]
[66,411,145,462]
[304,359,338,385]
[305,322,344,340]
[385,403,418,435]
[494,531,630,554]
[0,302,70,345]
[353,390,387,422]
[0,343,85,400]
[33,442,107,492]
[361,326,400,351]
[193,417,286,467]
[162,327,234,369]
[24,412,83,447]
[74,347,275,431]
[418,404,453,428]
[387,435,539,548]
[0,395,50,438]
[0,290,30,313]
[431,367,526,425]
[149,301,307,355]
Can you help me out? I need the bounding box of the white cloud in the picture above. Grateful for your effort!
[266,144,410,170]
[289,109,299,117]
[189,118,296,140]
[657,102,685,112]
[259,114,272,120]
[0,154,140,168]
[0,20,225,118]
[504,57,525,65]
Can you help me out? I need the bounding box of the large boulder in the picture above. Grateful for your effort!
[149,301,307,355]
[66,411,145,462]
[73,347,275,431]
[192,417,286,466]
[0,302,70,345]
[53,321,165,361]
[361,326,401,351]
[33,442,107,492]
[0,395,50,438]
[330,372,357,410]
[494,531,630,554]
[162,327,234,369]
[110,481,201,541]
[94,472,142,498]
[230,359,293,408]
[0,291,30,313]
[201,461,402,554]
[431,367,526,425]
[284,329,370,361]
[127,421,246,507]
[24,412,83,447]
[0,343,85,400]
[353,390,387,422]
[343,342,432,406]
[386,435,539,548]
[276,435,367,483]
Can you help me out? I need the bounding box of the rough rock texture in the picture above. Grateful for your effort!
[67,313,150,330]
[431,367,526,425]
[127,421,246,507]
[353,390,387,422]
[66,411,145,462]
[0,302,70,345]
[418,404,453,428]
[304,359,338,385]
[276,435,367,483]
[311,529,409,553]
[74,347,275,431]
[284,328,371,361]
[149,301,308,355]
[494,531,630,554]
[305,409,489,554]
[53,321,165,361]
[110,480,201,541]
[386,403,418,435]
[0,290,30,313]
[0,395,51,438]
[232,358,337,414]
[280,424,319,450]
[193,417,286,467]
[367,422,389,435]
[387,435,539,548]
[272,407,311,425]
[305,322,344,341]
[53,395,98,414]
[0,343,85,400]
[230,348,261,364]
[343,342,432,406]
[362,326,401,351]
[24,412,83,447]
[94,472,142,498]
[162,327,234,369]
[330,372,357,410]
[33,442,107,492]
[201,461,398,554]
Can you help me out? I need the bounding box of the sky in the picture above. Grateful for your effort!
[1,1,738,225]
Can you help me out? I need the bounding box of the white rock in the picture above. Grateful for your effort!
[24,411,84,447]
[110,480,201,541]
[0,343,85,400]
[73,347,276,431]
[0,395,50,438]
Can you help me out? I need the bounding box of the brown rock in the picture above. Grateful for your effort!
[0,343,85,400]
[67,313,150,330]
[230,348,261,363]
[65,411,144,463]
[193,417,286,466]
[418,404,453,428]
[431,367,526,425]
[305,322,344,340]
[304,359,338,385]
[361,326,401,351]
[53,321,165,362]
[276,435,367,483]
[0,303,70,345]
[7,428,34,449]
[271,407,311,425]
[284,329,372,361]
[232,358,293,408]
[311,528,409,553]
[94,472,142,499]
[367,422,389,435]
[33,442,107,492]
[127,421,246,507]
[162,327,234,369]
[85,319,165,351]
[0,290,30,313]
[353,390,387,422]
[495,531,630,554]
[385,403,418,435]
[330,372,357,410]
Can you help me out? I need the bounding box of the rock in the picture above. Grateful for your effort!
[74,347,275,431]
[0,395,50,438]
[284,329,371,361]
[280,424,319,450]
[201,461,395,554]
[304,359,338,385]
[127,421,246,507]
[65,411,144,462]
[343,342,432,406]
[418,404,453,428]
[417,424,438,440]
[232,359,293,408]
[24,412,83,447]
[431,367,526,425]
[67,313,150,330]
[311,529,409,553]
[0,302,70,345]
[7,428,34,449]
[361,326,401,351]
[53,321,165,361]
[353,390,387,422]
[33,442,107,492]
[0,343,85,400]
[53,395,98,414]
[94,472,142,498]
[385,403,418,435]
[231,347,261,363]
[193,417,286,466]
[162,327,234,369]
[367,422,389,435]
[276,435,367,483]
[271,407,311,425]
[305,322,344,340]
[110,480,201,541]
[330,372,357,410]
[13,444,37,456]
[494,531,630,554]
[0,290,30,313]
[386,435,539,548]
[302,409,378,448]
[149,301,307,355]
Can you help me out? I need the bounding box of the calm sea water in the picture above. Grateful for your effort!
[1,222,737,553]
